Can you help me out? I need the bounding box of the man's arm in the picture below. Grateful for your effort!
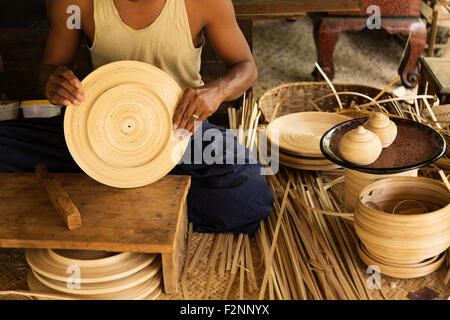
[172,0,257,136]
[39,0,85,106]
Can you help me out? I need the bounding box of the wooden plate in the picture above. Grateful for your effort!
[64,61,189,188]
[267,112,350,157]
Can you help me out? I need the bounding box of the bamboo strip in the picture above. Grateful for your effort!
[181,274,190,300]
[310,92,384,111]
[244,235,257,293]
[270,97,286,123]
[219,234,228,277]
[258,181,291,300]
[239,248,245,300]
[315,63,343,109]
[226,233,234,271]
[356,95,437,109]
[206,233,224,272]
[373,76,400,101]
[423,97,442,129]
[231,234,244,275]
[187,233,212,275]
[222,265,238,300]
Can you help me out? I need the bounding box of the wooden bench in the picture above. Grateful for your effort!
[0,173,191,295]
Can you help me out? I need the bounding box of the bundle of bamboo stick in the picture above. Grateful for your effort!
[256,168,374,300]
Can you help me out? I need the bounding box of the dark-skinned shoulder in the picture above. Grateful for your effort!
[43,0,93,67]
[190,0,237,27]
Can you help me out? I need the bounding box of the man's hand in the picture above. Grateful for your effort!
[44,66,84,106]
[172,85,223,139]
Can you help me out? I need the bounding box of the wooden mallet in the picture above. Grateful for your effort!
[35,164,81,230]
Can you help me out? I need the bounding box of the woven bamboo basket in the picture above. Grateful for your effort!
[258,82,393,122]
[354,177,450,265]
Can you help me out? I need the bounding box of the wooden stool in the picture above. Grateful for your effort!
[0,173,191,295]
[419,57,450,104]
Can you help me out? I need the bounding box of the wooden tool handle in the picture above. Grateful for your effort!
[35,164,81,230]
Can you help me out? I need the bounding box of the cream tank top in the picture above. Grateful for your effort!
[88,0,204,90]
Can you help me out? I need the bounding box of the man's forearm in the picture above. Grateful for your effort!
[204,60,257,104]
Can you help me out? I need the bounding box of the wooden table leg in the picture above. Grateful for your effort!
[391,20,426,88]
[161,201,188,295]
[313,16,344,80]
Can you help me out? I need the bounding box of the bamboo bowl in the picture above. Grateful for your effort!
[354,177,450,265]
[344,168,418,212]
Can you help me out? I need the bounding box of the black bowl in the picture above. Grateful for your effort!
[320,117,446,174]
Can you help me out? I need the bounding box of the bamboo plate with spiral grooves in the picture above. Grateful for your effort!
[64,61,189,188]
[266,112,350,157]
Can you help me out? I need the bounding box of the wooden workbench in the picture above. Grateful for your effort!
[0,173,191,294]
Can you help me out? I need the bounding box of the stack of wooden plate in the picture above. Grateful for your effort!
[25,249,162,300]
[266,112,350,170]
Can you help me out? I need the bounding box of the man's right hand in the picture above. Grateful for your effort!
[44,66,84,106]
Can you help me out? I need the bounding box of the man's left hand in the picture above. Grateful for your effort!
[172,86,222,139]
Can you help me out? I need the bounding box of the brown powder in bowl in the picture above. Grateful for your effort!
[329,118,443,169]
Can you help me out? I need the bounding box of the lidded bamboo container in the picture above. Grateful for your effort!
[363,113,398,148]
[338,126,382,165]
[354,177,450,265]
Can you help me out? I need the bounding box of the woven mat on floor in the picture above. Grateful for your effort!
[0,234,448,300]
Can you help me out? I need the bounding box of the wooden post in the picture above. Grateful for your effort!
[161,200,188,294]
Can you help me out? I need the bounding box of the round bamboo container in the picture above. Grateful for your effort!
[354,177,450,265]
[344,168,418,212]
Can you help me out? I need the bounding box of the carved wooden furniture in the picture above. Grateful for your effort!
[419,57,450,104]
[312,0,427,88]
[0,173,191,295]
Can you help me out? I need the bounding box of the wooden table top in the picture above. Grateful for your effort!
[0,173,191,254]
[233,0,362,19]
